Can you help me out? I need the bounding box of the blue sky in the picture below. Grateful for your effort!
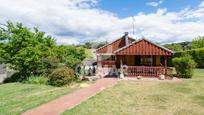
[0,0,204,44]
[99,0,201,18]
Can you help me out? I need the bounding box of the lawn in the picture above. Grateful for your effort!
[64,69,204,115]
[0,83,77,115]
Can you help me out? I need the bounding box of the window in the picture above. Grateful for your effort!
[141,56,153,66]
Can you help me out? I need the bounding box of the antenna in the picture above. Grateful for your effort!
[132,16,135,36]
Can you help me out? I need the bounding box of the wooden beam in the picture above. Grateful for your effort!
[165,56,167,75]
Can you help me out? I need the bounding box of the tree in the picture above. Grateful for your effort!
[0,21,88,83]
[191,36,204,49]
[54,45,86,69]
[164,42,191,52]
[0,21,56,76]
[82,41,108,49]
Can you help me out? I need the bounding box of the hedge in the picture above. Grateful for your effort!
[172,56,196,78]
[173,48,204,68]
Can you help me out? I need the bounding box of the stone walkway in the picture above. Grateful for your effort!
[21,78,117,115]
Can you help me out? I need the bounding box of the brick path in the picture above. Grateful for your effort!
[22,78,117,115]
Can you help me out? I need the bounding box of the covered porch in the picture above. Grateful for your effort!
[116,55,172,77]
[97,55,173,77]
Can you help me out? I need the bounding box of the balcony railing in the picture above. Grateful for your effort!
[98,60,115,68]
[127,66,173,77]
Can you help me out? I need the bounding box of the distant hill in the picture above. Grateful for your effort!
[163,41,191,52]
[164,36,204,52]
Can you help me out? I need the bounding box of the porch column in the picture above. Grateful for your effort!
[164,56,167,75]
[97,54,102,68]
[96,55,98,68]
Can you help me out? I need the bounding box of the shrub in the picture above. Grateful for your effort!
[43,56,61,75]
[173,48,204,68]
[23,75,48,85]
[48,66,76,86]
[172,55,196,78]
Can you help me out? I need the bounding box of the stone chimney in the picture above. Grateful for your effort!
[124,32,129,46]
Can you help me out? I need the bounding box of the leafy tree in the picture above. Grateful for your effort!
[83,42,92,49]
[0,21,88,83]
[164,43,183,52]
[191,36,204,49]
[164,42,191,52]
[82,41,108,49]
[0,21,56,77]
[54,45,86,69]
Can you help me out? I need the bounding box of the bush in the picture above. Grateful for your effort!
[172,55,196,78]
[23,75,48,85]
[48,66,76,86]
[173,48,204,68]
[43,56,61,75]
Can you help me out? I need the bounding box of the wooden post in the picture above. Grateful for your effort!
[141,56,144,66]
[165,56,167,75]
[97,55,98,68]
[97,54,102,69]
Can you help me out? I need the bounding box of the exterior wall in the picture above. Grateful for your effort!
[126,55,135,66]
[156,56,160,66]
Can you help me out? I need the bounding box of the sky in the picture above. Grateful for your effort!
[0,0,204,45]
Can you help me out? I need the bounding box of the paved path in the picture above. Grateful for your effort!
[22,78,117,115]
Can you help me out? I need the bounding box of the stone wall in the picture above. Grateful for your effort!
[0,64,7,83]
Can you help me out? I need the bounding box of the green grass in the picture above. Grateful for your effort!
[63,69,204,115]
[0,83,77,115]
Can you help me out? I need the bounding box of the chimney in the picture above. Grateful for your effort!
[124,32,129,46]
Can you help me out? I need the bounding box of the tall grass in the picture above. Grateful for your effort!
[23,75,48,85]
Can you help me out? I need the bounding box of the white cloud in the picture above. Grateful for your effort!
[199,1,204,7]
[0,0,204,45]
[146,0,163,7]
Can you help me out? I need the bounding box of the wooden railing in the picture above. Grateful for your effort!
[127,66,173,77]
[98,60,115,68]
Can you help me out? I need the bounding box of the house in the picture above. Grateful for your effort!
[95,32,173,78]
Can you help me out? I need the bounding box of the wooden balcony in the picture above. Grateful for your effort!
[127,66,173,77]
